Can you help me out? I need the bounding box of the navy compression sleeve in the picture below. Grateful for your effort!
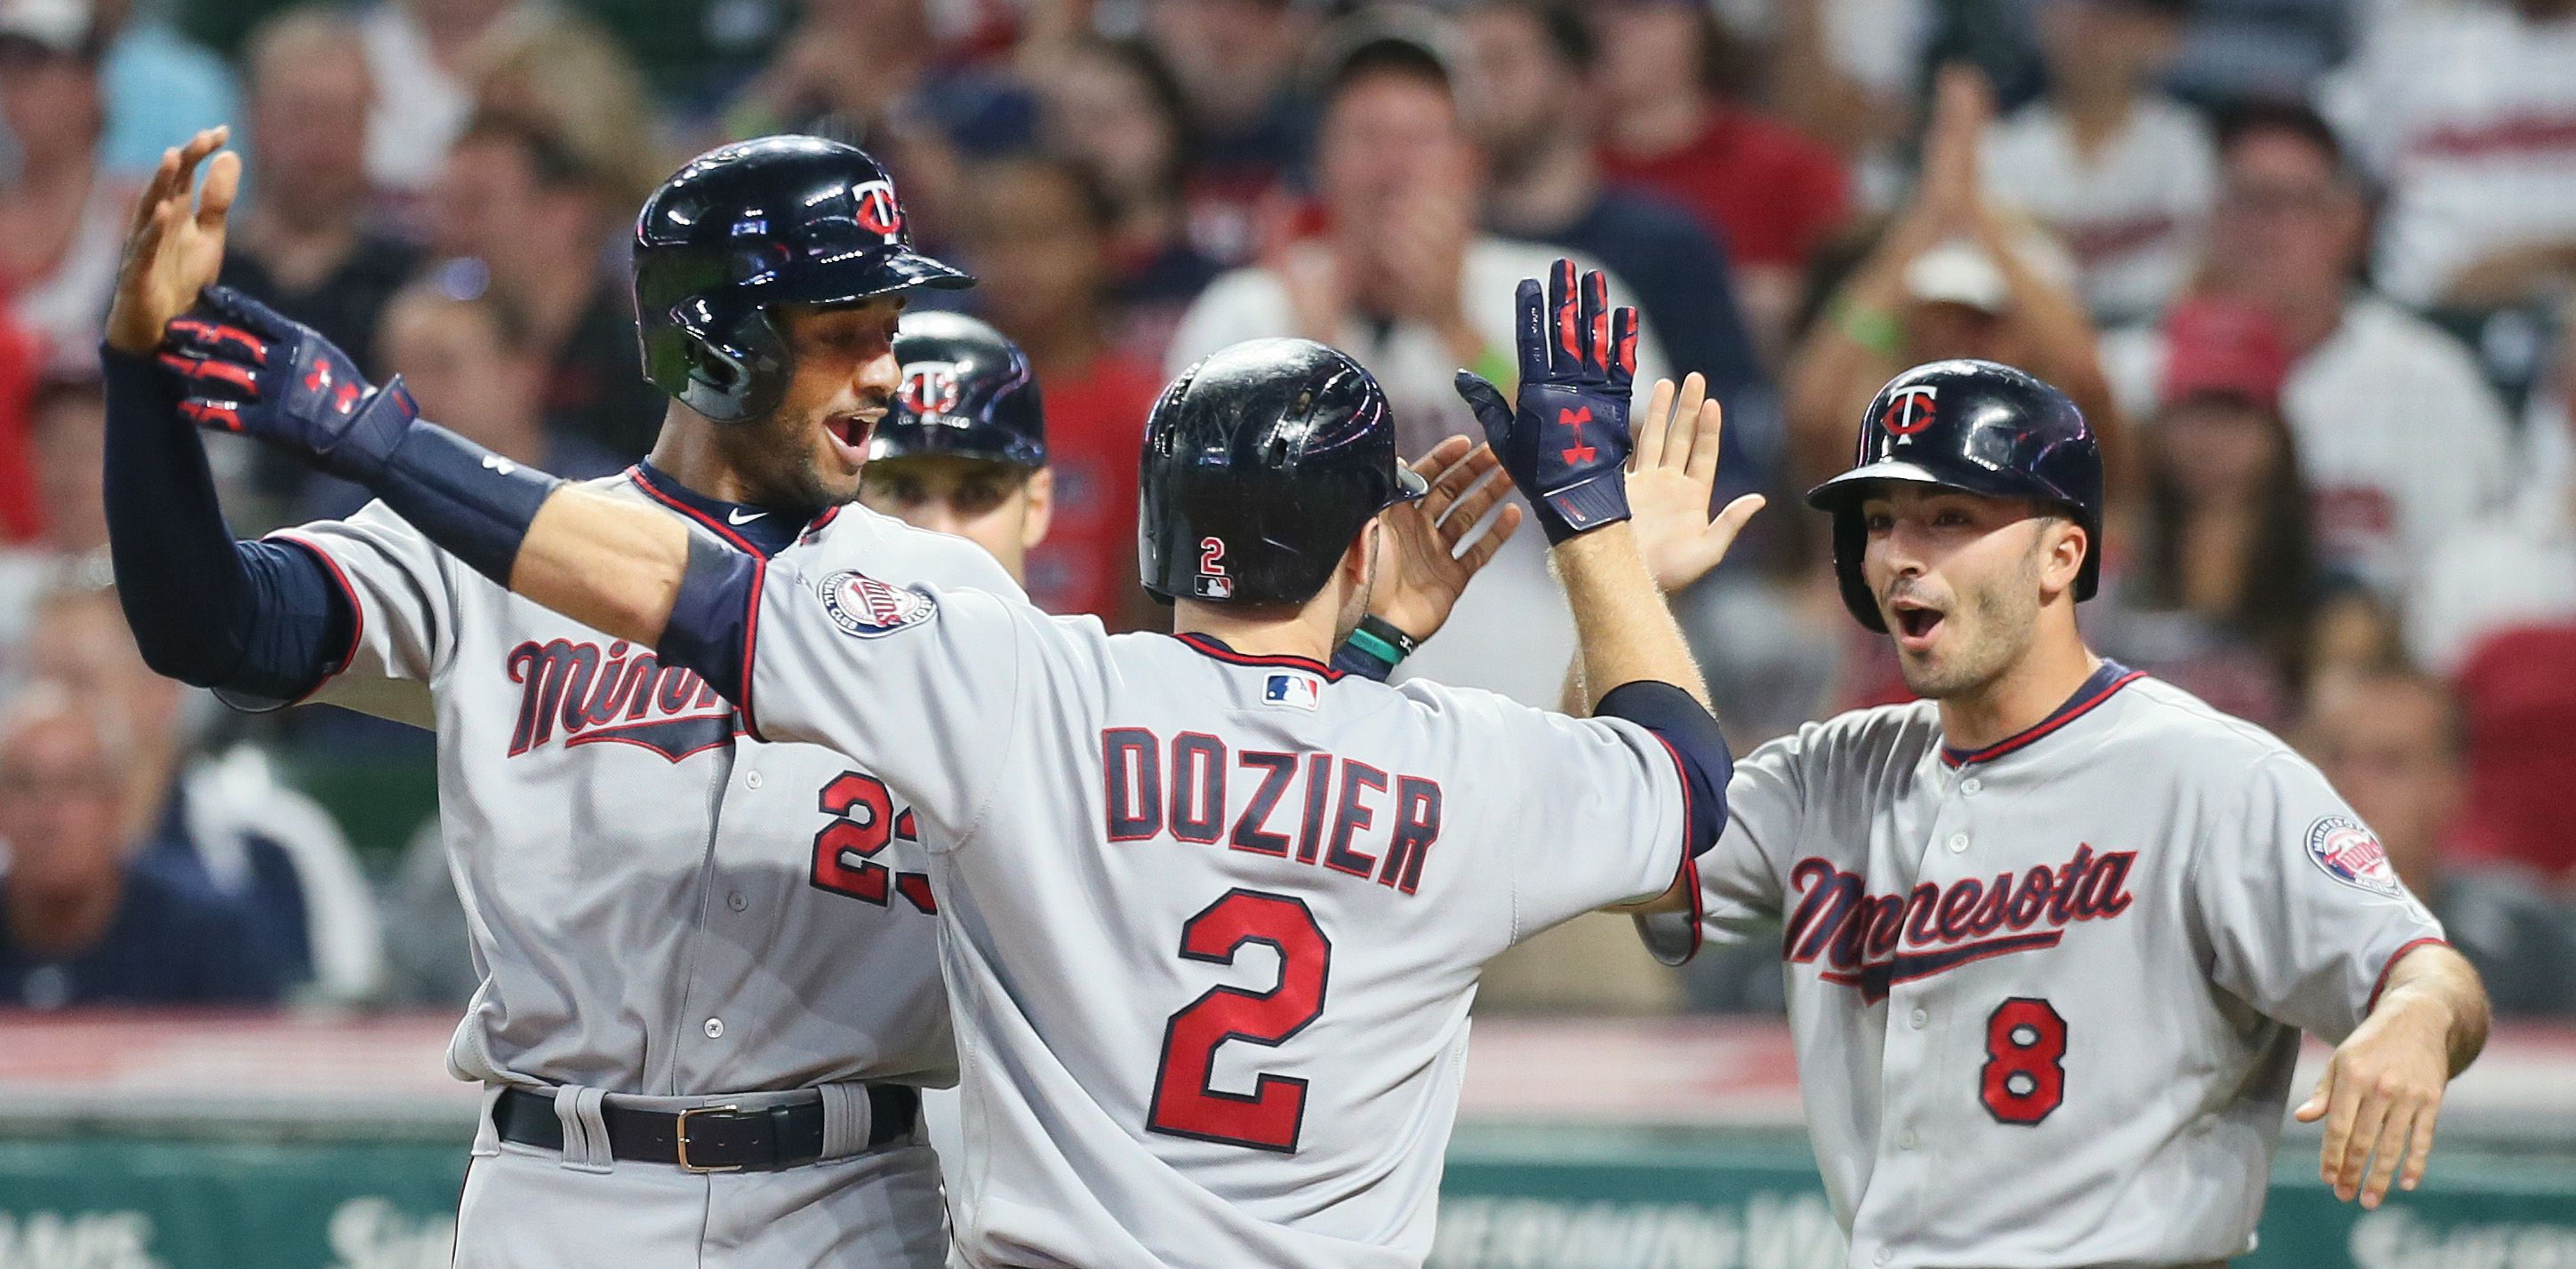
[1595,679,1732,858]
[101,345,353,704]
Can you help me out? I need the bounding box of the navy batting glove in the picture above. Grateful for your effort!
[1452,259,1639,545]
[159,284,420,483]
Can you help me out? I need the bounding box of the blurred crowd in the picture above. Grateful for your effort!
[0,0,2570,1018]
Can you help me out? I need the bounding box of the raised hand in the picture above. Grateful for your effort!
[106,127,239,357]
[159,285,420,481]
[1453,259,1638,544]
[1368,436,1524,643]
[1626,372,1764,593]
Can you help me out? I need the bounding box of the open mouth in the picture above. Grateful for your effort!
[822,411,876,467]
[1890,598,1945,650]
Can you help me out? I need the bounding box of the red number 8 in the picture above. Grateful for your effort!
[1980,997,2067,1125]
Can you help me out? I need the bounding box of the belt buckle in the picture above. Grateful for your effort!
[676,1104,743,1174]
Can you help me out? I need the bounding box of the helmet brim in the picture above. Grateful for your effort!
[1393,463,1429,502]
[776,250,977,307]
[1803,459,1964,511]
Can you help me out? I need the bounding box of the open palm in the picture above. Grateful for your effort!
[1370,436,1524,643]
[106,127,238,356]
[1627,372,1764,593]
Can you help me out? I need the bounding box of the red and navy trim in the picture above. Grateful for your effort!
[264,531,366,707]
[1941,661,2145,769]
[626,463,824,559]
[2366,937,2452,1013]
[1171,633,1348,682]
[736,555,770,743]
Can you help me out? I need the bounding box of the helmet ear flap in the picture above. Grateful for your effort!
[668,299,792,425]
[1831,508,1887,633]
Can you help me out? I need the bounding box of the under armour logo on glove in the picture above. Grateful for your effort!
[159,284,420,483]
[1453,259,1639,544]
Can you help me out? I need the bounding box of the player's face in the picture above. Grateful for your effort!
[859,455,1051,583]
[735,299,907,508]
[1860,486,2081,698]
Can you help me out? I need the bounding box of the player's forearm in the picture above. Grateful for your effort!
[2373,943,2491,1078]
[1553,523,1709,711]
[512,487,693,646]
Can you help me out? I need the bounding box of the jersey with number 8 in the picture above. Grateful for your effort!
[1645,667,2446,1268]
[735,563,1698,1269]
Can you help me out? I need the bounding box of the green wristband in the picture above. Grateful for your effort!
[1344,625,1407,667]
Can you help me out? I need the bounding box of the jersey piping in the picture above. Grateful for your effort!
[1169,632,1349,681]
[1940,660,2146,768]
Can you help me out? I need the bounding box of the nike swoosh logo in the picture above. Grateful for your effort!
[727,508,766,525]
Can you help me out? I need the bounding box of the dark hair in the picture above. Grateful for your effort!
[453,107,598,194]
[1324,35,1454,103]
[2136,397,2318,685]
[2214,99,2354,181]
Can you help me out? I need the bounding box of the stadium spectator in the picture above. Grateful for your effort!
[0,379,103,668]
[1464,0,1772,482]
[0,683,285,1009]
[2324,0,2576,308]
[0,307,42,544]
[1164,17,1672,706]
[1032,36,1226,364]
[430,109,667,461]
[2301,669,2576,1016]
[298,278,626,522]
[358,0,528,196]
[468,8,669,224]
[2099,103,2519,593]
[2086,299,2314,729]
[217,7,424,382]
[29,584,383,1003]
[1784,68,2116,491]
[952,156,1164,629]
[90,0,240,180]
[1592,0,1851,359]
[1978,0,2213,324]
[1139,0,1321,266]
[0,0,134,378]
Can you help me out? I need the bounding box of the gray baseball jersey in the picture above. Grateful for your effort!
[727,561,1697,1269]
[274,471,1020,1095]
[1642,664,2449,1269]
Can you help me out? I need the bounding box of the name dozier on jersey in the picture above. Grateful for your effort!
[1102,727,1445,895]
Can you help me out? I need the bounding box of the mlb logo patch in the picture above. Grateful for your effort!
[820,570,937,638]
[1262,673,1321,711]
[2305,816,2402,898]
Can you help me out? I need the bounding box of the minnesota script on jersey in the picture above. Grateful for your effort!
[271,474,1020,1094]
[726,562,1697,1269]
[1644,669,2446,1269]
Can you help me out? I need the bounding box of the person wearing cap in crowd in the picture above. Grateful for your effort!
[860,312,1056,594]
[0,0,138,377]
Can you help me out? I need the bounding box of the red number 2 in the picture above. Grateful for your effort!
[811,771,936,914]
[1148,890,1331,1153]
[1980,997,2067,1124]
[1198,536,1228,577]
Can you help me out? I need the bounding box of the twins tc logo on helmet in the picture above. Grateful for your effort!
[851,180,906,243]
[901,363,964,419]
[820,570,937,638]
[2306,816,2403,898]
[1881,385,1939,437]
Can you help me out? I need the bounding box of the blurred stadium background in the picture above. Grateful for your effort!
[0,0,2571,1264]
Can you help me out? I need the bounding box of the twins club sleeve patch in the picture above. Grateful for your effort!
[819,570,938,638]
[2305,815,2402,898]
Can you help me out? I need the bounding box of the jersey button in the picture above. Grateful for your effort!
[1961,778,1981,794]
[1909,1007,1928,1029]
[727,891,748,912]
[1947,833,1969,854]
[1875,1249,1893,1266]
[745,770,764,789]
[1899,1131,1919,1151]
[703,1018,724,1039]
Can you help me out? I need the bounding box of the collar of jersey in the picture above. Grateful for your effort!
[1171,632,1346,681]
[1939,659,2144,769]
[625,462,826,559]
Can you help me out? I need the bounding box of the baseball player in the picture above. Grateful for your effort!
[861,311,1055,583]
[104,130,1014,1265]
[154,249,1745,1265]
[1628,360,2492,1267]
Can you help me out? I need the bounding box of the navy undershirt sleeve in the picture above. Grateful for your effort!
[1595,679,1732,858]
[658,533,761,708]
[101,345,353,705]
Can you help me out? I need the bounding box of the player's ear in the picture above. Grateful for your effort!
[2036,515,2085,601]
[1019,467,1054,549]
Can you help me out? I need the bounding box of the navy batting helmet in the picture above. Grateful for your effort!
[1805,359,2103,632]
[1140,339,1428,604]
[634,136,973,425]
[870,312,1045,468]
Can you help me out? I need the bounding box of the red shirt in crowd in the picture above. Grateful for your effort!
[0,307,44,544]
[1027,351,1163,627]
[2449,621,2576,880]
[1600,105,1852,270]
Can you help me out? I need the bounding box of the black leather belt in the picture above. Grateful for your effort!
[492,1084,919,1173]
